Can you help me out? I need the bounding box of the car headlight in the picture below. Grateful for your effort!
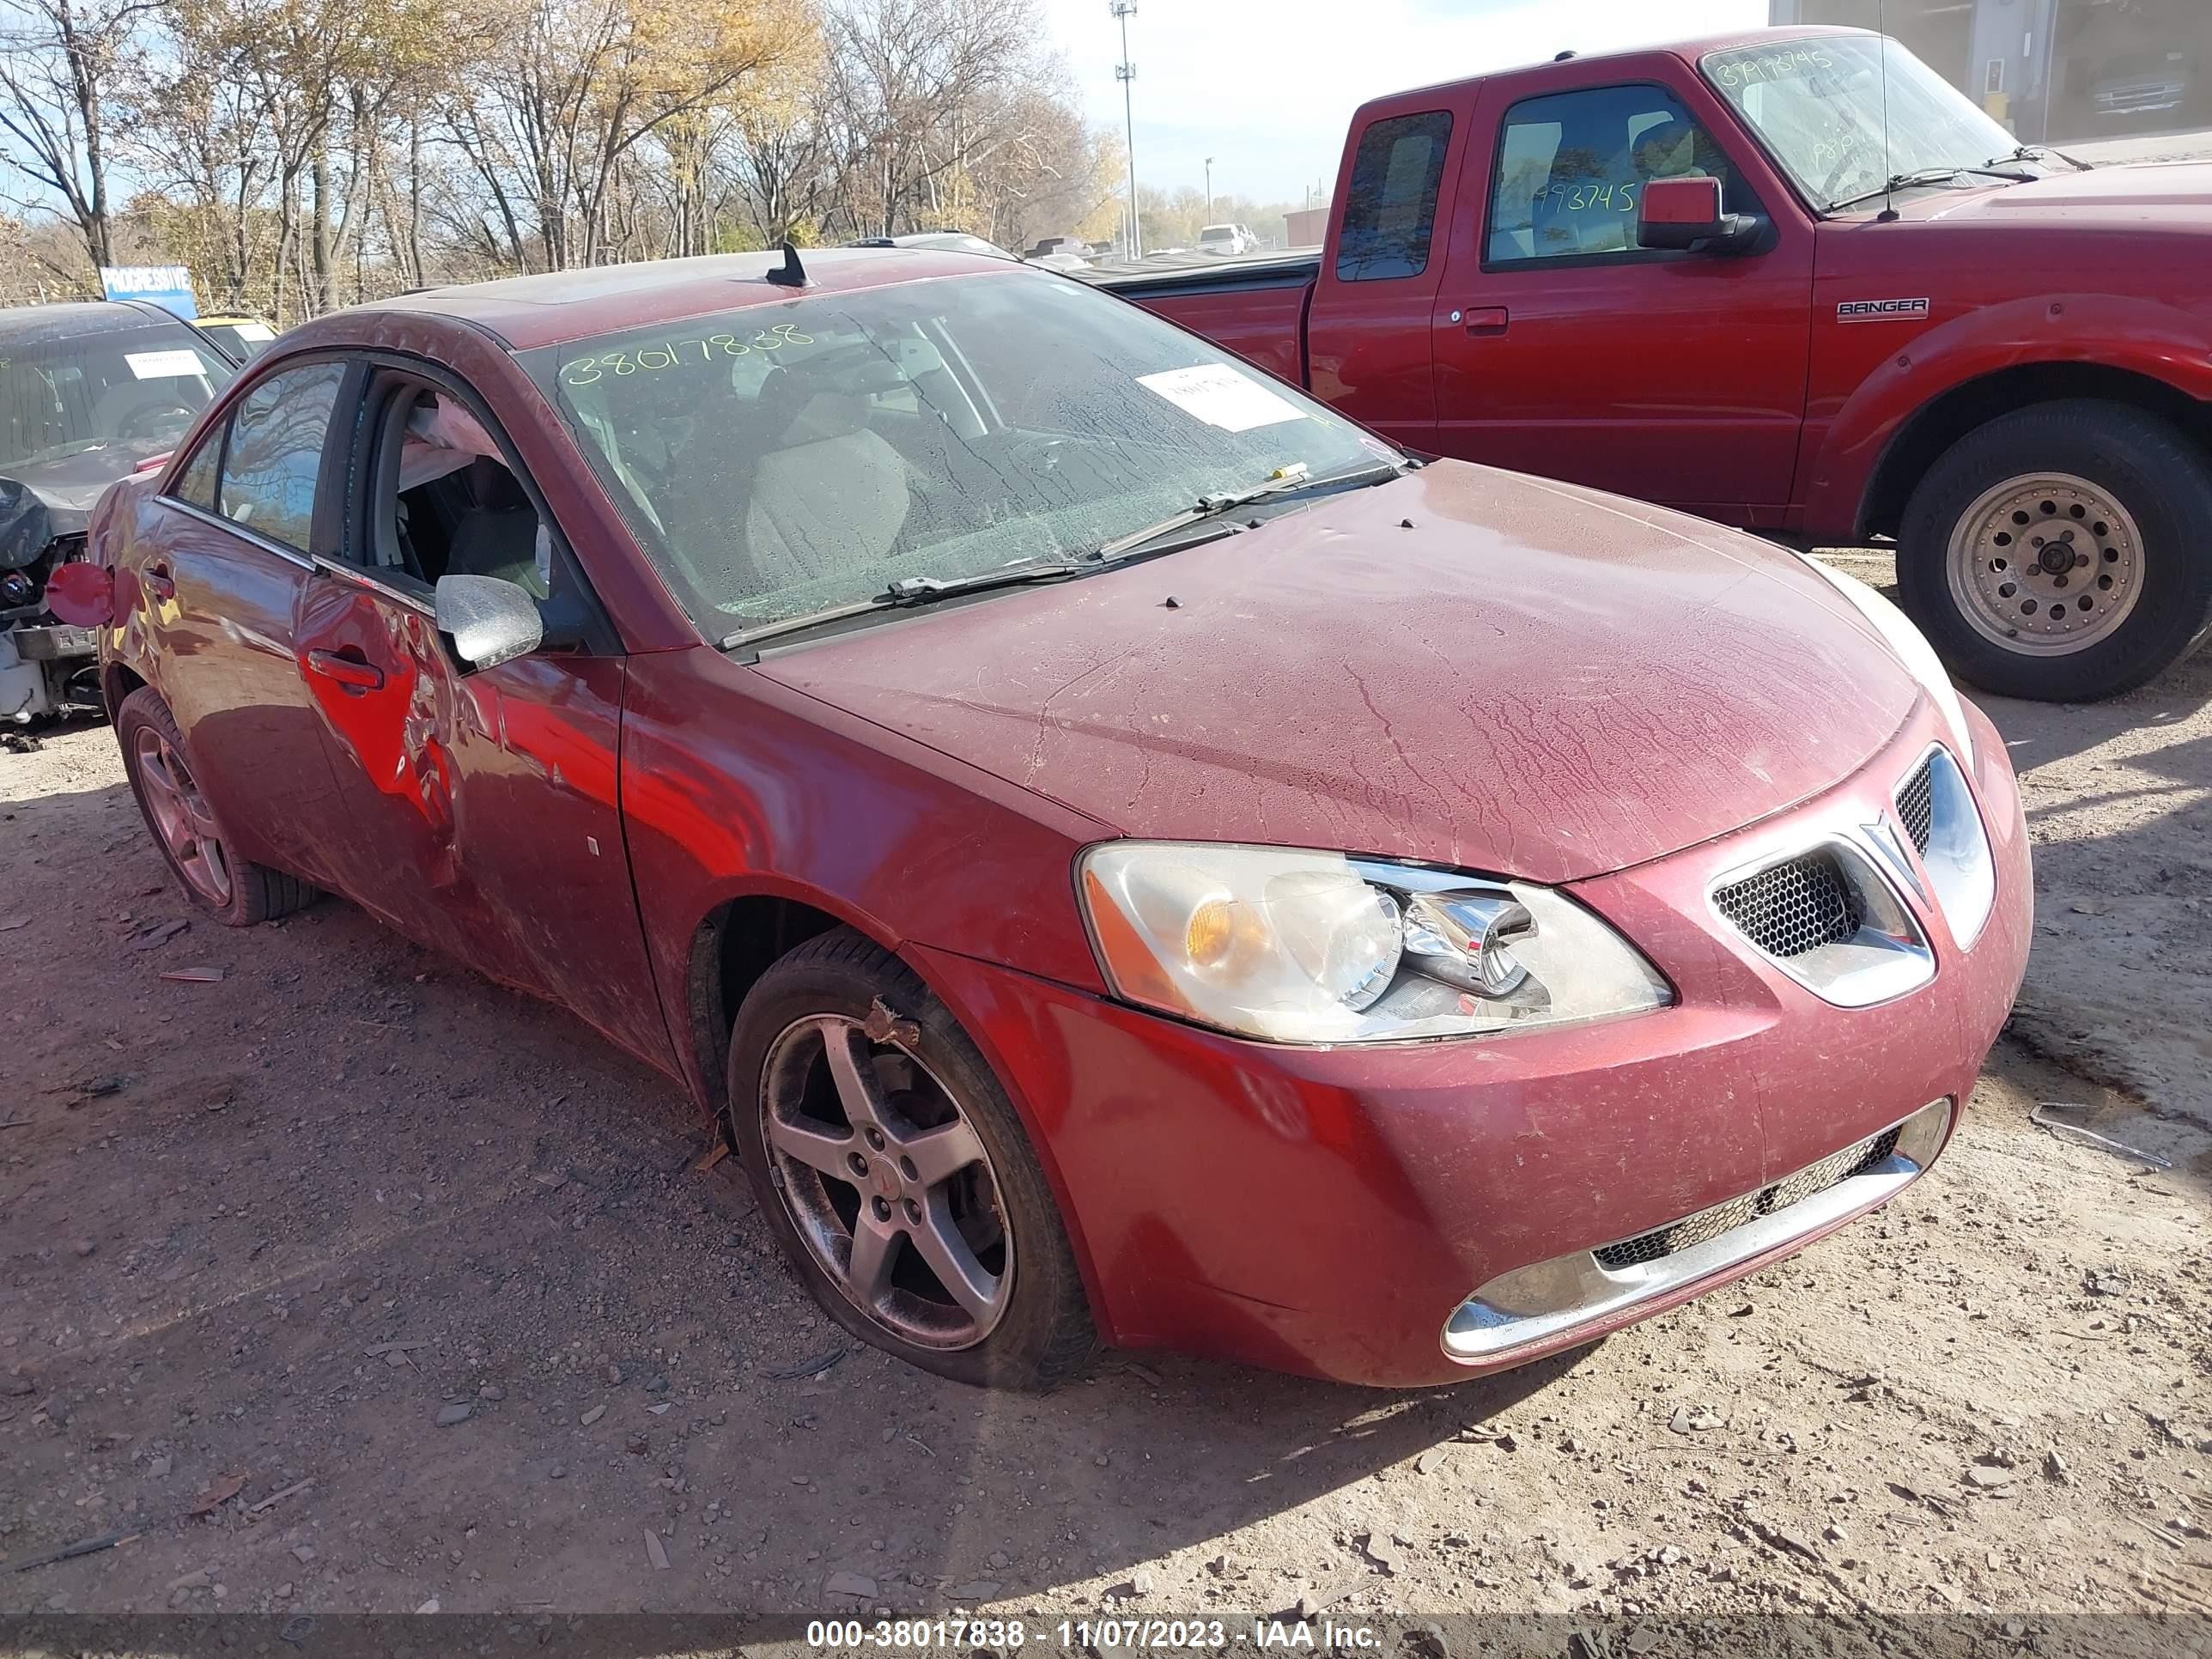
[1800,556,1973,766]
[1078,842,1672,1044]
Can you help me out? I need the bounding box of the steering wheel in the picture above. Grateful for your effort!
[117,401,195,444]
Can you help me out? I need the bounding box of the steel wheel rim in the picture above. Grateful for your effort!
[759,1013,1013,1349]
[132,726,232,906]
[1944,471,2144,658]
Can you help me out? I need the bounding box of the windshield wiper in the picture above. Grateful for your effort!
[719,557,1083,650]
[1829,162,2037,212]
[718,460,1406,653]
[1994,143,2092,172]
[1085,459,1405,562]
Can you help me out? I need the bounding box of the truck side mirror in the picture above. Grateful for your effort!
[1637,176,1766,255]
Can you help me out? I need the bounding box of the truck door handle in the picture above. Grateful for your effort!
[1462,307,1510,336]
[307,649,386,692]
[143,562,175,601]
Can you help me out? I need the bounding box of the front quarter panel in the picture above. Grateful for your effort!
[618,644,1115,1114]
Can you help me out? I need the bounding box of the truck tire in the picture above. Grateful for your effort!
[1896,399,2212,702]
[115,686,318,926]
[726,927,1097,1390]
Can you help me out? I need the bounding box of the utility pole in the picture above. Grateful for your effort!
[1204,156,1213,218]
[1111,0,1140,258]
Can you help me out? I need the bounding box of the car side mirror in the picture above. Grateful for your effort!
[1637,175,1767,255]
[435,574,544,670]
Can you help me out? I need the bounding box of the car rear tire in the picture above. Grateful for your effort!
[115,687,318,926]
[726,927,1096,1390]
[1896,398,2212,702]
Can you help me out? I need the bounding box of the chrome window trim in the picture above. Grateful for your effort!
[311,554,435,619]
[1443,1097,1952,1363]
[1703,830,1935,1008]
[160,497,314,571]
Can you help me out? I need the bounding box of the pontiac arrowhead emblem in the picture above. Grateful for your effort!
[1862,813,1926,900]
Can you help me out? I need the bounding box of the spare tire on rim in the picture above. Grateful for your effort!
[1896,398,2212,702]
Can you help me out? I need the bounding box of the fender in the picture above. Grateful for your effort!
[1801,292,2212,542]
[87,476,164,708]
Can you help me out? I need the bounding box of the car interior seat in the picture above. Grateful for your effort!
[444,457,544,592]
[744,391,911,589]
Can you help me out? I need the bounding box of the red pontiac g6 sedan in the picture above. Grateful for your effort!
[70,248,2033,1389]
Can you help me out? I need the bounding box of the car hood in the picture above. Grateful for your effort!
[1905,161,2212,230]
[754,465,1921,884]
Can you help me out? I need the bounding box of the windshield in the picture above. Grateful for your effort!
[520,268,1395,635]
[1703,35,2031,211]
[0,320,233,474]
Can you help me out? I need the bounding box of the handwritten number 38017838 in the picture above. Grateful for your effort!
[561,322,815,387]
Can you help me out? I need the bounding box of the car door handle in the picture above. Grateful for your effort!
[143,562,175,601]
[1462,307,1510,336]
[307,649,386,691]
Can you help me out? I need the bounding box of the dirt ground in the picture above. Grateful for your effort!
[3,551,2210,1634]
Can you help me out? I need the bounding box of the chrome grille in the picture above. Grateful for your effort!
[1897,757,1935,854]
[1711,851,1863,959]
[1594,1127,1903,1271]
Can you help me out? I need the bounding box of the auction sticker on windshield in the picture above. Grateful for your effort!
[124,349,208,379]
[1138,363,1303,433]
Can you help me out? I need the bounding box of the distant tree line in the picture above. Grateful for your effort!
[0,0,1131,319]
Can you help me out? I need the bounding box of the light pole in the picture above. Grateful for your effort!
[1204,156,1213,218]
[1110,0,1140,258]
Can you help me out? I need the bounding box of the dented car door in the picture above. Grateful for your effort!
[289,363,672,1073]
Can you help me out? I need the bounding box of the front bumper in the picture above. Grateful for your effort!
[915,696,2032,1387]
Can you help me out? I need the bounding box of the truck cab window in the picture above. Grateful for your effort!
[1488,85,1742,264]
[1334,111,1453,282]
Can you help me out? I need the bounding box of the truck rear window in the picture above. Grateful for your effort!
[1334,111,1453,282]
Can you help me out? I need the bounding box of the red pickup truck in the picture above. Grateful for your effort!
[1093,27,2212,702]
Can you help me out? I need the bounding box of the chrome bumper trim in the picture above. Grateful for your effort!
[1441,1097,1952,1364]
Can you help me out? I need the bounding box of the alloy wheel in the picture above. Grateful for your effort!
[132,726,233,907]
[1944,471,2144,658]
[758,1013,1013,1349]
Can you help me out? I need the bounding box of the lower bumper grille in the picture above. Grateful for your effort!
[1595,1126,1902,1270]
[1442,1098,1951,1365]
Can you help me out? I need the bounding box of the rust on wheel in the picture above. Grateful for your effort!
[133,726,233,907]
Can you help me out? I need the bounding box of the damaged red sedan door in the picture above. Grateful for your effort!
[283,357,672,1069]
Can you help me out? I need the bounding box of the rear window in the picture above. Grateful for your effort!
[1334,111,1453,282]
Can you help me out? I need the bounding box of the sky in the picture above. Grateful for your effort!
[1037,0,1769,205]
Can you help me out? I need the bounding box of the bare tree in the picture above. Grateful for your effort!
[0,0,158,274]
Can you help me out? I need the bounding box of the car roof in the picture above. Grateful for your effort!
[354,246,1018,352]
[0,299,185,345]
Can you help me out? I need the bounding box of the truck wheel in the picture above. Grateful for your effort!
[115,687,318,925]
[1897,399,2212,702]
[726,927,1097,1390]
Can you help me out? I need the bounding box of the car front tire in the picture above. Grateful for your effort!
[726,927,1097,1390]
